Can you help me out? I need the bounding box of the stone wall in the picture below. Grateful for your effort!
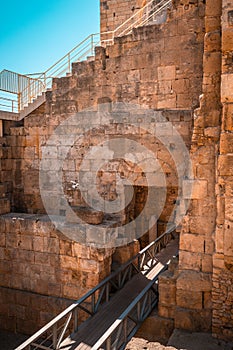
[157,0,233,341]
[212,0,233,340]
[7,2,204,216]
[0,0,206,336]
[100,0,148,33]
[0,213,113,334]
[173,0,222,333]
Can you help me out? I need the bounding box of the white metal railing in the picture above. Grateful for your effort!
[0,96,18,113]
[15,226,176,350]
[19,33,100,111]
[0,0,172,114]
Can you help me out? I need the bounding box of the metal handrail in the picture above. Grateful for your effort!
[0,96,18,113]
[18,33,100,111]
[15,226,176,350]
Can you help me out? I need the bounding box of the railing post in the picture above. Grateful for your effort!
[17,92,21,112]
[44,73,46,88]
[74,308,78,332]
[91,34,95,56]
[106,282,110,302]
[106,336,111,350]
[92,293,96,313]
[52,323,58,349]
[28,78,32,104]
[123,318,127,343]
[137,302,141,321]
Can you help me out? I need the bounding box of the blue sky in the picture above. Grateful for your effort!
[0,0,100,74]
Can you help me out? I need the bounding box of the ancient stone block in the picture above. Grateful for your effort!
[176,290,202,310]
[177,271,212,292]
[180,233,204,253]
[179,250,202,271]
[175,307,212,332]
[136,312,174,344]
[66,206,104,225]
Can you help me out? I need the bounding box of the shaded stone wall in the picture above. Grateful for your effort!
[0,213,113,334]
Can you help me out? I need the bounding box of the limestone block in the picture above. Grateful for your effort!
[43,237,59,254]
[180,233,204,253]
[17,235,33,251]
[176,290,202,310]
[157,94,177,109]
[0,199,10,215]
[221,74,233,102]
[60,255,78,270]
[201,254,213,273]
[218,155,233,176]
[213,253,225,269]
[223,104,233,131]
[33,236,45,252]
[79,258,98,273]
[222,29,233,52]
[179,250,202,271]
[158,66,176,81]
[215,226,224,253]
[136,313,174,344]
[159,271,176,306]
[220,132,233,154]
[205,16,221,32]
[0,232,5,247]
[216,195,225,226]
[224,220,233,258]
[189,216,215,235]
[73,243,91,259]
[175,307,212,332]
[204,31,221,52]
[177,271,212,292]
[158,304,175,319]
[205,0,222,17]
[225,196,233,221]
[112,240,140,265]
[183,180,208,200]
[66,206,104,225]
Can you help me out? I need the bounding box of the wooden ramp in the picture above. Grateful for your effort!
[60,238,178,350]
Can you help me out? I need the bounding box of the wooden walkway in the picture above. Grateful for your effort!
[60,237,179,350]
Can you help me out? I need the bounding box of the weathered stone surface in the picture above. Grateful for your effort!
[177,271,212,292]
[136,312,174,344]
[66,206,104,225]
